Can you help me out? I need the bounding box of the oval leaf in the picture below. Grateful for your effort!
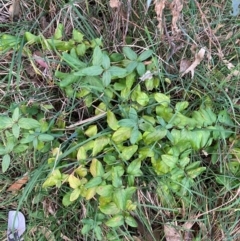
[75,66,103,76]
[2,154,11,173]
[105,215,124,227]
[18,118,40,129]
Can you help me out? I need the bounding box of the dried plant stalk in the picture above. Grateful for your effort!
[170,0,183,34]
[154,0,166,32]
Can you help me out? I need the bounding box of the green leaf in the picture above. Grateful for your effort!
[136,62,145,76]
[59,74,79,88]
[138,49,153,61]
[92,46,103,66]
[96,185,113,196]
[121,145,138,161]
[110,53,124,62]
[143,128,167,145]
[0,146,6,155]
[113,188,127,210]
[81,224,91,235]
[85,187,97,200]
[107,110,119,130]
[38,134,54,142]
[24,32,40,44]
[12,107,20,121]
[112,127,132,144]
[105,215,124,227]
[187,166,206,178]
[94,226,102,241]
[13,144,28,154]
[99,202,120,215]
[102,70,112,87]
[70,188,81,201]
[112,167,122,188]
[154,93,170,106]
[42,169,62,188]
[77,146,87,162]
[126,61,138,73]
[175,101,189,112]
[108,66,127,77]
[85,176,102,188]
[62,192,73,207]
[2,154,10,173]
[136,92,149,106]
[151,157,169,174]
[18,118,40,129]
[123,47,137,61]
[75,166,88,177]
[72,29,84,42]
[20,134,35,144]
[85,125,98,137]
[125,216,138,227]
[102,54,111,69]
[129,108,138,121]
[12,123,20,139]
[218,110,233,126]
[74,66,103,76]
[127,158,142,176]
[125,187,137,200]
[76,43,87,56]
[118,119,136,128]
[0,116,13,129]
[62,52,86,69]
[92,137,110,156]
[130,128,141,144]
[54,23,64,39]
[161,155,178,169]
[90,158,105,177]
[68,174,81,189]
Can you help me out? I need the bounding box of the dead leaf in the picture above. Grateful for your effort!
[7,174,29,191]
[9,0,20,22]
[181,47,206,79]
[223,59,240,80]
[170,0,183,34]
[140,70,154,81]
[154,0,166,32]
[33,54,49,69]
[109,0,121,8]
[164,223,182,241]
[179,59,192,73]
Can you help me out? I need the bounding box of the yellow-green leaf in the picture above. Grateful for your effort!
[121,145,138,161]
[125,216,138,227]
[112,127,132,144]
[107,110,119,130]
[113,189,127,210]
[85,176,102,189]
[77,146,87,162]
[105,215,124,227]
[85,125,97,137]
[68,174,81,189]
[92,136,110,156]
[70,188,81,201]
[96,185,113,196]
[75,166,88,177]
[85,187,97,200]
[90,158,105,177]
[99,202,120,215]
[154,93,170,106]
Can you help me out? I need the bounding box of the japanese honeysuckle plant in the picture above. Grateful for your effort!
[39,24,237,235]
[0,106,54,172]
[2,23,238,238]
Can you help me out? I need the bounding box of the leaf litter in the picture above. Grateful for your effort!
[181,47,206,79]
